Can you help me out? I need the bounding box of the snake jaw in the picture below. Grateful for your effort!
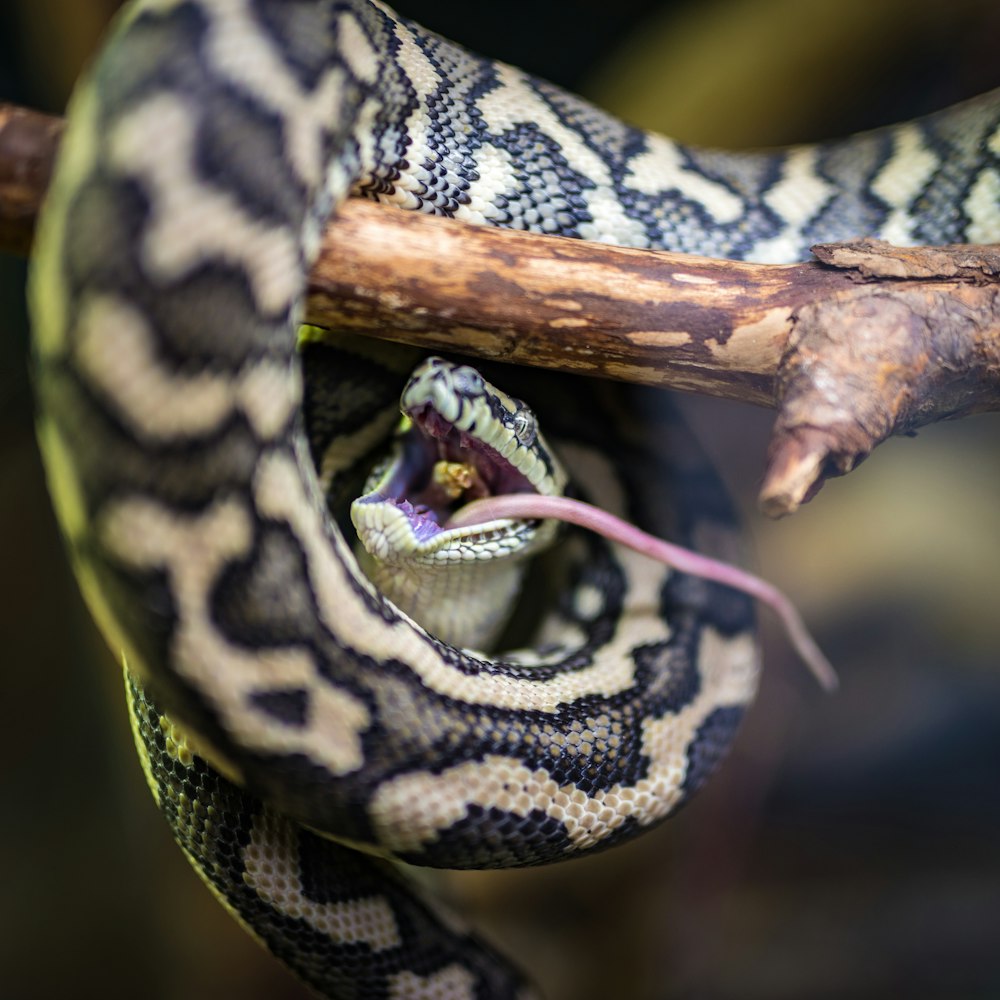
[351,361,568,570]
[351,358,566,560]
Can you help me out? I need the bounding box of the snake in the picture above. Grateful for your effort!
[26,0,1000,996]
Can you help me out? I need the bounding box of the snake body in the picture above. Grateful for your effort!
[28,0,1000,995]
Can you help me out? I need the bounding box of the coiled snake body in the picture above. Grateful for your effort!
[28,1,1000,996]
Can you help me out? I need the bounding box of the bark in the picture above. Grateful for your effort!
[763,240,1000,514]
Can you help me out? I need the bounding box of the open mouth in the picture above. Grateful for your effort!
[362,401,539,543]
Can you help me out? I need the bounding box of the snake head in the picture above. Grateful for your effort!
[353,358,566,553]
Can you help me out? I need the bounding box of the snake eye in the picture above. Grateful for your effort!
[511,407,536,446]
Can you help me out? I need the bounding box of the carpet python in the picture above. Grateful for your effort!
[27,0,1000,996]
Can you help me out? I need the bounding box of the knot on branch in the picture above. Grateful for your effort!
[761,239,1000,517]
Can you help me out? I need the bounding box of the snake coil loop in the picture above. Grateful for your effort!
[28,0,1000,995]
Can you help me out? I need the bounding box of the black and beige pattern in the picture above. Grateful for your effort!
[28,0,1000,996]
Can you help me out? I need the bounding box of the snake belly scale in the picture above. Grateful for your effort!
[28,0,1000,995]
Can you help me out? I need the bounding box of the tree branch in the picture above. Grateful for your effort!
[3,101,998,515]
[0,103,63,256]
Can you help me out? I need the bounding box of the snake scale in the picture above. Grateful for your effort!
[27,0,1000,996]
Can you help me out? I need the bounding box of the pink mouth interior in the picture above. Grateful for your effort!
[358,402,536,541]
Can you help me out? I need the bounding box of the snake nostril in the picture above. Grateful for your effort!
[451,366,484,395]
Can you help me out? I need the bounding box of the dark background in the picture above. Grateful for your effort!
[2,2,1000,998]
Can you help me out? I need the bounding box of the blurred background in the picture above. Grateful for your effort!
[2,1,1000,998]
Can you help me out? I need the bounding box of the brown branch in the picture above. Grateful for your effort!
[310,201,847,407]
[0,103,64,256]
[3,101,999,515]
